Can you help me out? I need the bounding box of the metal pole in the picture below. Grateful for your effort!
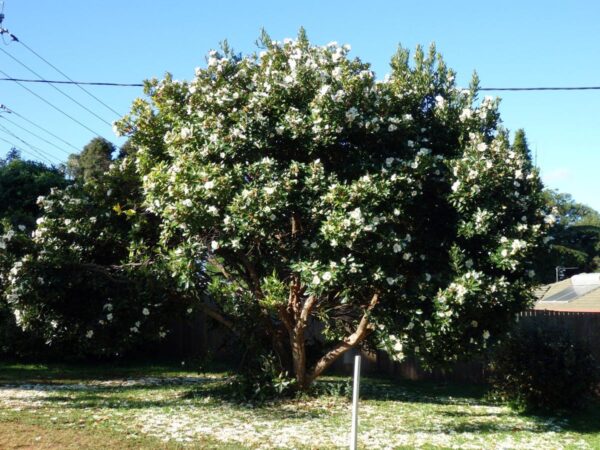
[350,354,361,450]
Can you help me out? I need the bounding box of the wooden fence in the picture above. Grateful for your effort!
[339,309,600,383]
[158,308,600,383]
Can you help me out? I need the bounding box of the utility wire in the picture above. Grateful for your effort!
[479,86,600,91]
[0,122,61,163]
[0,46,113,125]
[0,136,55,166]
[1,76,600,92]
[0,113,71,156]
[0,124,61,164]
[0,77,143,87]
[0,27,124,116]
[0,104,79,152]
[0,67,105,137]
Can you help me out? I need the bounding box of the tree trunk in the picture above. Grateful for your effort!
[291,325,308,390]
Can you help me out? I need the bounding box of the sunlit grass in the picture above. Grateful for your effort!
[0,362,599,449]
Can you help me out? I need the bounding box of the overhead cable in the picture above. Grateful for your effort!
[0,67,105,137]
[0,46,113,125]
[0,104,79,151]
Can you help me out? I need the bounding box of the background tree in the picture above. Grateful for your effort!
[0,149,68,232]
[2,156,198,357]
[66,137,115,183]
[535,190,600,283]
[113,32,547,391]
[0,149,68,356]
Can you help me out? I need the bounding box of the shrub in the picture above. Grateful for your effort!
[488,322,600,411]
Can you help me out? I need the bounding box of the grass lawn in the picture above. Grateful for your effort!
[0,362,598,449]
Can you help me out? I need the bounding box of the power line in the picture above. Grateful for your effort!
[0,136,55,166]
[0,113,71,156]
[0,46,113,125]
[479,86,600,91]
[0,77,143,87]
[0,124,61,164]
[0,104,79,152]
[17,38,125,116]
[0,26,125,116]
[1,76,600,92]
[0,67,106,137]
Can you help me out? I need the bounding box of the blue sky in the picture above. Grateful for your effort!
[1,0,599,210]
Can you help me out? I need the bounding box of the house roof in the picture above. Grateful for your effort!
[534,273,600,312]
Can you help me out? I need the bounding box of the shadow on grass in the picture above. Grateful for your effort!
[0,361,227,384]
[3,362,600,436]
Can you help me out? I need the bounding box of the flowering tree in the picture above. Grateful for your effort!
[113,31,547,389]
[1,157,197,356]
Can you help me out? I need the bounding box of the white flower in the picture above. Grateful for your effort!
[312,275,321,285]
[203,180,215,190]
[388,124,398,132]
[451,181,460,192]
[85,330,94,339]
[465,259,473,269]
[393,243,402,253]
[187,308,193,314]
[425,273,431,282]
[386,277,395,285]
[483,330,490,340]
[459,108,472,120]
[182,199,193,207]
[264,186,276,195]
[211,240,220,251]
[207,205,218,215]
[106,313,113,321]
[477,142,487,152]
[180,127,192,140]
[142,308,150,316]
[322,271,332,281]
[471,320,478,328]
[349,208,362,221]
[17,225,25,231]
[345,107,359,123]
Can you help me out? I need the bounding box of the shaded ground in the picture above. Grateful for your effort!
[0,362,599,449]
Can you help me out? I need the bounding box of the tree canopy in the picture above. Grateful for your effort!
[109,31,548,389]
[66,137,115,183]
[0,150,68,232]
[535,190,600,282]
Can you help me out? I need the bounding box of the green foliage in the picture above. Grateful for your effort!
[113,31,548,385]
[66,137,115,183]
[1,157,197,357]
[535,189,600,283]
[488,323,600,411]
[0,153,67,232]
[226,353,296,403]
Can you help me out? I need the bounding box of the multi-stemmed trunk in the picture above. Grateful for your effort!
[279,285,379,391]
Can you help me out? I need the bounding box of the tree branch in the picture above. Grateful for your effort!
[307,292,379,383]
[198,302,236,332]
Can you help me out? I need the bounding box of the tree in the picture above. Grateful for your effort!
[2,157,196,357]
[535,190,600,283]
[114,32,547,390]
[0,151,68,356]
[0,152,68,232]
[66,137,115,183]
